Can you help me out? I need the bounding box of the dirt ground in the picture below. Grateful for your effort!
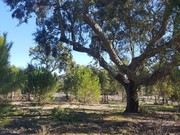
[0,92,180,135]
[0,100,180,135]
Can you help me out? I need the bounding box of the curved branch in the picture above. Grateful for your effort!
[83,5,128,74]
[129,3,174,70]
[130,35,179,71]
[68,40,129,85]
[68,41,117,78]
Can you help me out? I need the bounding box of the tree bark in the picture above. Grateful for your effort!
[124,80,139,113]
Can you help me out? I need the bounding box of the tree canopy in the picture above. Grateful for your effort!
[29,42,72,72]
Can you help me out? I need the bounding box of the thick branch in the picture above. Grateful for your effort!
[56,0,69,43]
[149,5,172,47]
[115,74,129,86]
[68,41,130,86]
[130,35,179,71]
[129,3,174,70]
[83,5,128,74]
[68,41,117,78]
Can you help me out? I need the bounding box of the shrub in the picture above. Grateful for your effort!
[51,107,85,122]
[24,67,59,103]
[71,66,101,104]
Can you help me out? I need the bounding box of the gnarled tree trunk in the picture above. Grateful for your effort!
[115,75,139,113]
[124,80,139,113]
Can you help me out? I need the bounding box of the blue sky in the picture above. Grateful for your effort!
[0,1,92,68]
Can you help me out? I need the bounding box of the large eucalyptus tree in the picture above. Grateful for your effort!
[3,0,180,112]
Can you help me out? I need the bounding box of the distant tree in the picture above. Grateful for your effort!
[87,66,125,103]
[0,33,12,94]
[170,67,180,104]
[22,64,35,100]
[71,66,101,104]
[98,69,110,103]
[3,0,180,112]
[109,75,125,102]
[145,60,177,104]
[6,66,25,99]
[24,65,59,103]
[29,42,72,72]
[62,61,76,101]
[155,78,174,104]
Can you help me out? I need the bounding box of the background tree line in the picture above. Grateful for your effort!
[0,33,180,106]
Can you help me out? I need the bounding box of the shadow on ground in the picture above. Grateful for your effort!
[0,105,180,135]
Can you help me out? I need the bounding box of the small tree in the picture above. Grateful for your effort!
[24,66,59,103]
[170,68,180,104]
[62,61,76,101]
[6,66,25,99]
[98,69,110,103]
[71,66,101,104]
[0,33,12,94]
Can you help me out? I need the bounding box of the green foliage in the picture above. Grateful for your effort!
[0,35,24,96]
[0,33,12,93]
[98,70,110,93]
[29,42,72,72]
[0,34,12,69]
[0,117,12,126]
[170,68,180,103]
[109,75,124,95]
[63,65,101,104]
[0,103,16,117]
[24,66,59,103]
[61,61,76,100]
[157,79,174,102]
[145,67,180,104]
[71,66,101,104]
[51,107,83,122]
[63,65,124,103]
[5,66,25,94]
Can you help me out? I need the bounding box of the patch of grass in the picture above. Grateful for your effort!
[140,104,179,112]
[0,117,13,126]
[104,114,136,122]
[104,115,126,121]
[51,107,87,122]
[110,104,126,112]
[0,103,16,117]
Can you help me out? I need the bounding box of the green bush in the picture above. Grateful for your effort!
[0,103,15,117]
[71,66,101,104]
[51,107,73,121]
[24,67,59,103]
